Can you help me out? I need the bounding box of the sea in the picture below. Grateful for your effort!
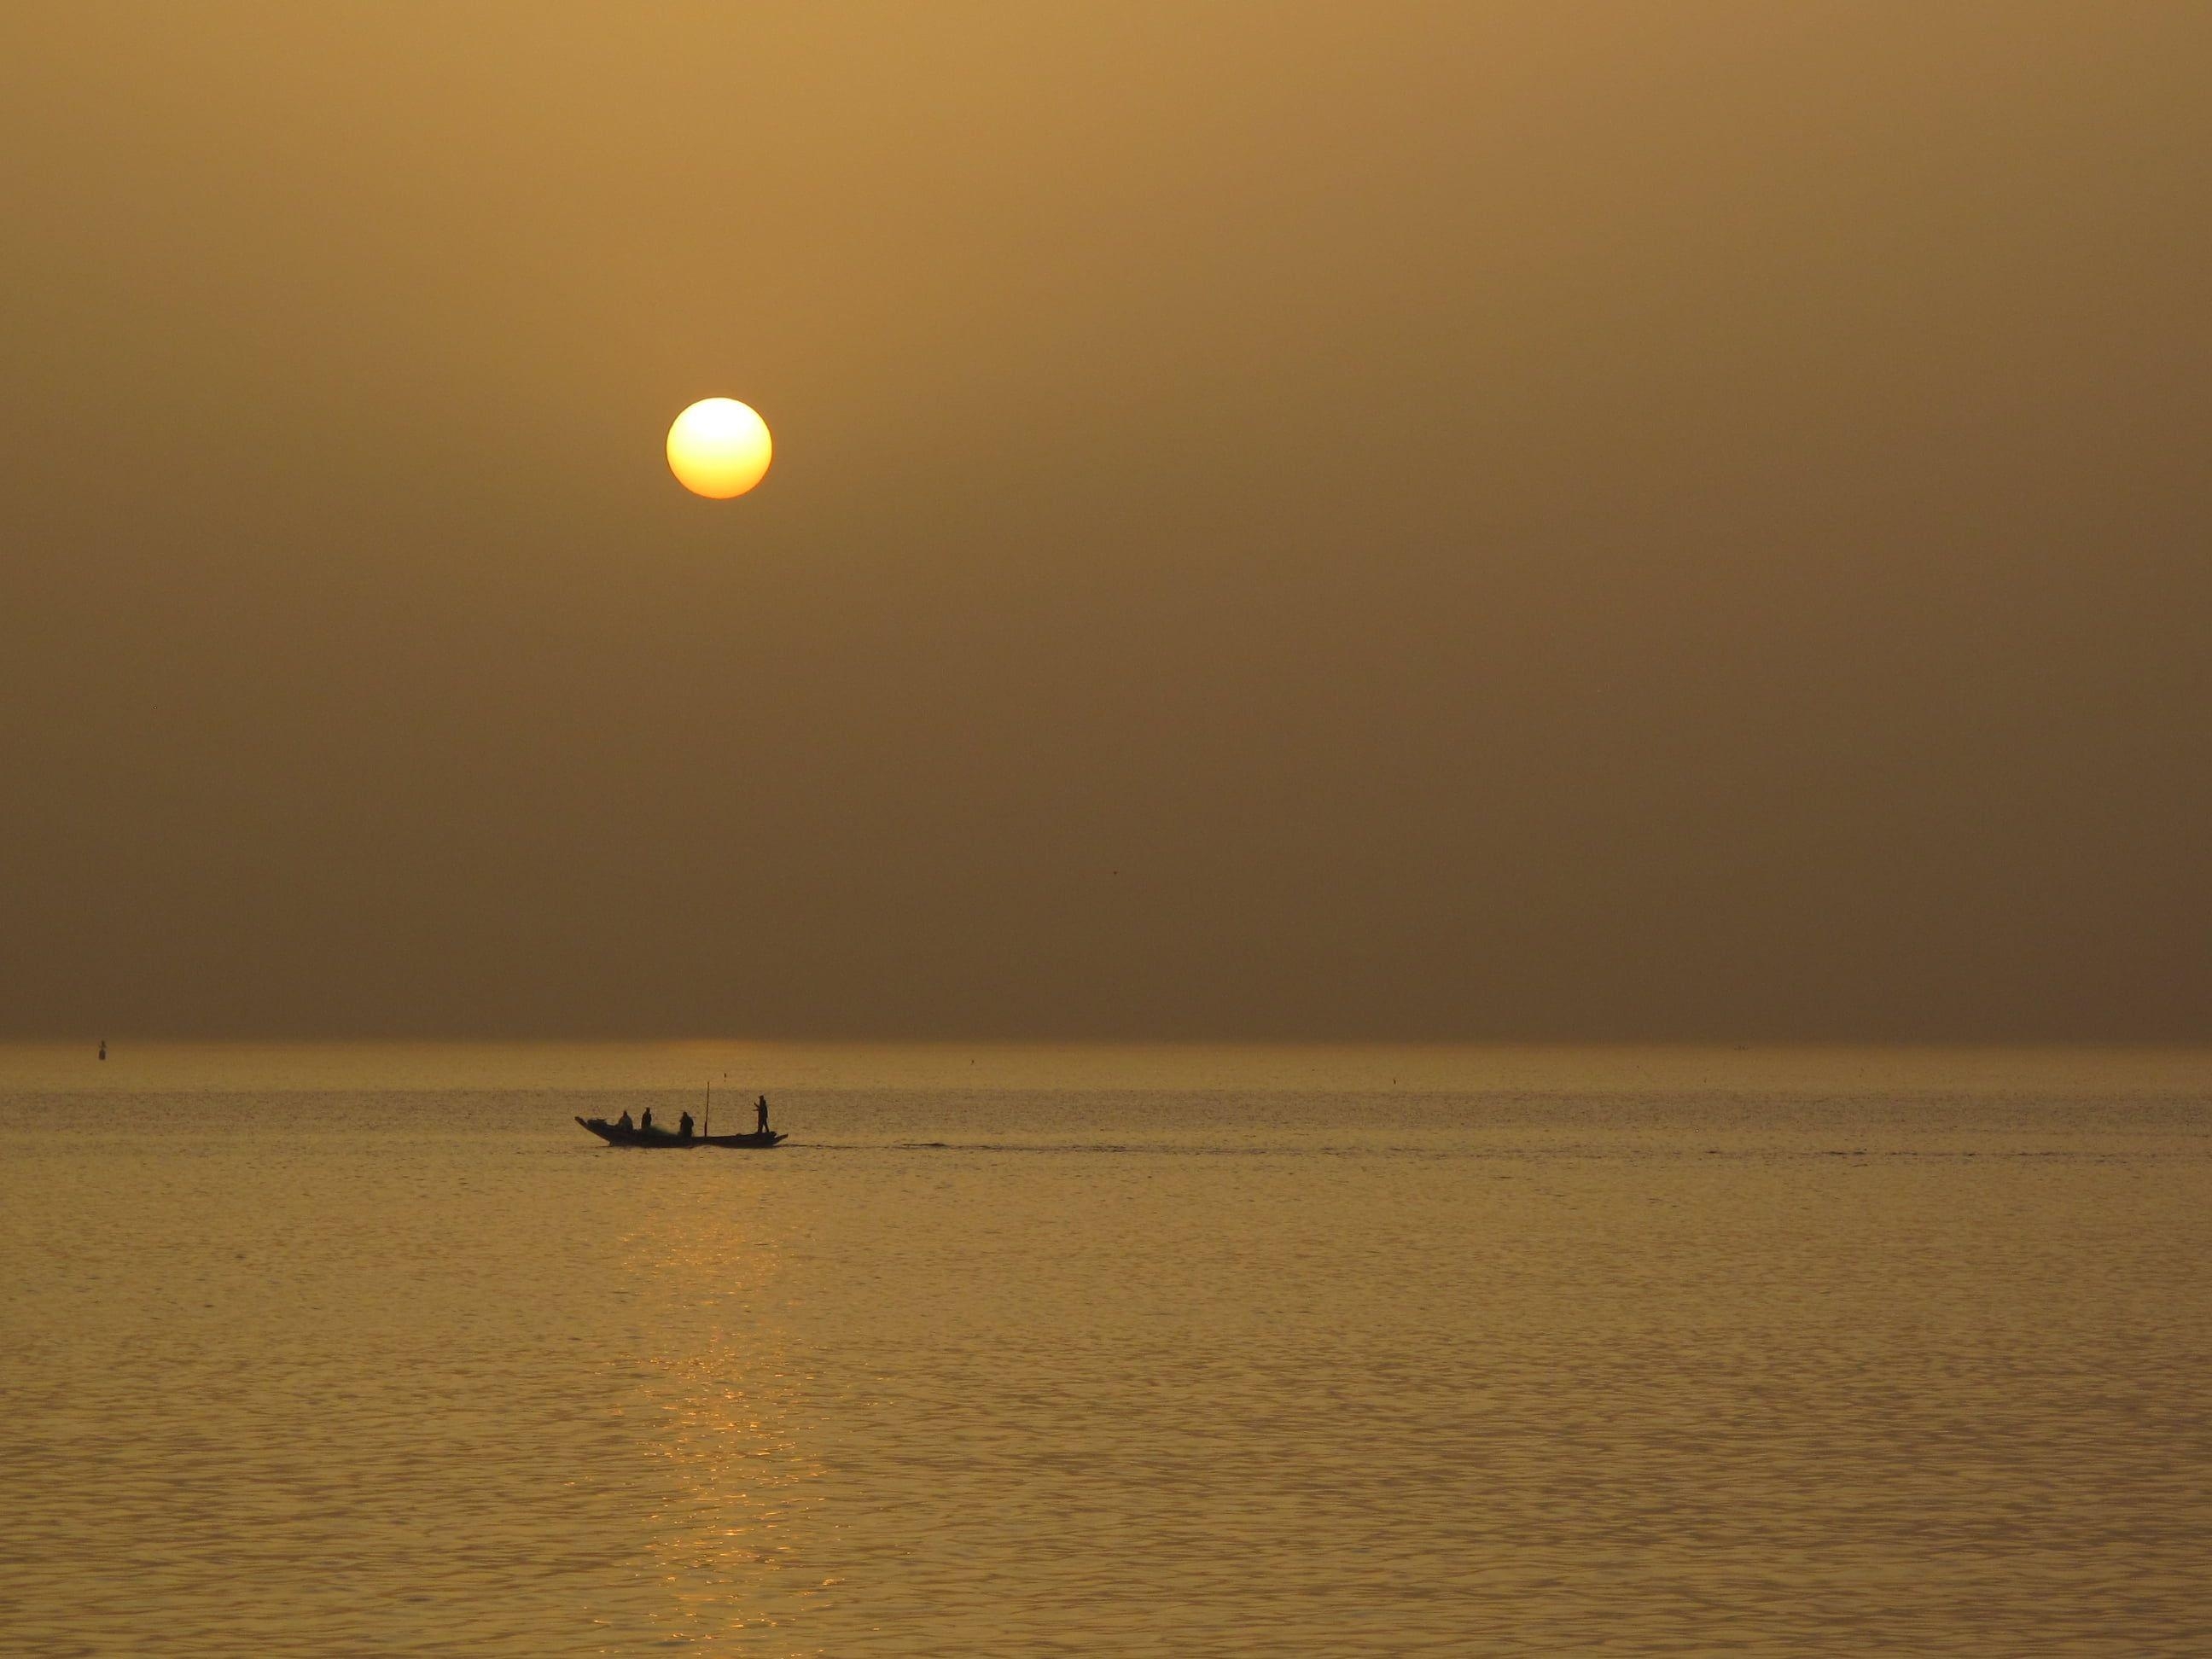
[3,1042,2207,1656]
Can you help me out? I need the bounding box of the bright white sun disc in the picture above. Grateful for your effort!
[667,398,772,498]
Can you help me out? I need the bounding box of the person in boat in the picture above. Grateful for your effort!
[640,1108,655,1132]
[755,1095,771,1134]
[678,1110,695,1139]
[616,1110,634,1131]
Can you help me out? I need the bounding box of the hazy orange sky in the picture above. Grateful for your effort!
[2,3,2206,1039]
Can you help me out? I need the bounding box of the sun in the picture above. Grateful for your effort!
[667,398,772,498]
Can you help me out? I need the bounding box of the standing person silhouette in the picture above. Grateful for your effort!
[640,1107,655,1133]
[754,1095,771,1134]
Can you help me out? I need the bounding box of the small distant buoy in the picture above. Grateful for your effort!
[98,1039,107,1060]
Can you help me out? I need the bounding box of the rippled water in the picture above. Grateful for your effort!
[3,1045,2207,1655]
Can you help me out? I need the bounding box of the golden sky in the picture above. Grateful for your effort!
[1,3,2206,1039]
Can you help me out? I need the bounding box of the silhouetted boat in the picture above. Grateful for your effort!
[575,1117,786,1150]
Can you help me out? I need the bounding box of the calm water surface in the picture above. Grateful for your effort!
[3,1045,2208,1655]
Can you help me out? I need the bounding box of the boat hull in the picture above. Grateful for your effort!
[576,1116,786,1149]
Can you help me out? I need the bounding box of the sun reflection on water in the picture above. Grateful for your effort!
[590,1183,829,1650]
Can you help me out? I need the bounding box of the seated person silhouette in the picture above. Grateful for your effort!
[616,1110,634,1131]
